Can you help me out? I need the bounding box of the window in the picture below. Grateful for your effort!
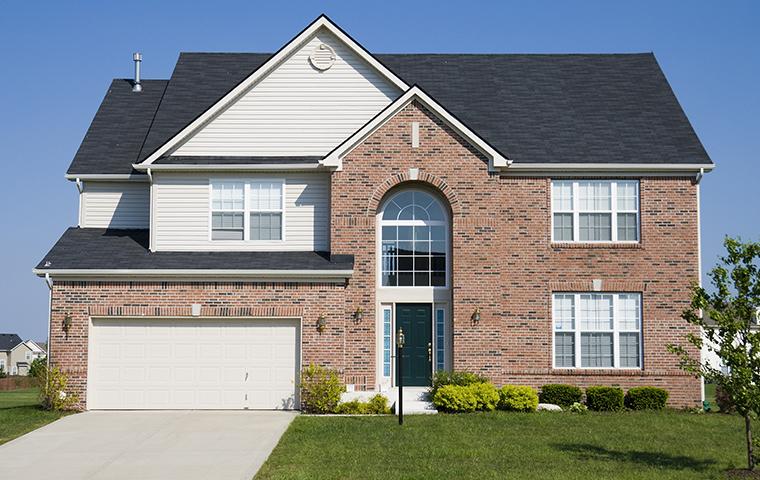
[380,189,447,287]
[551,180,639,242]
[382,307,392,377]
[0,359,5,372]
[435,308,445,372]
[553,293,642,369]
[25,352,31,361]
[210,180,284,241]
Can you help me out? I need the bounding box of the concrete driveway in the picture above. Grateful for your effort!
[0,410,296,480]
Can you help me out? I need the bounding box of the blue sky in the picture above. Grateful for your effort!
[0,1,757,340]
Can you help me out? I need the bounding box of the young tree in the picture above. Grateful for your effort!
[669,237,760,471]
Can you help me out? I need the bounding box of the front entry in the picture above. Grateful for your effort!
[396,304,432,386]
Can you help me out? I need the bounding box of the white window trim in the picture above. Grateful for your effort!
[551,180,640,243]
[552,292,643,370]
[381,305,393,379]
[208,179,286,243]
[376,188,450,290]
[435,306,446,372]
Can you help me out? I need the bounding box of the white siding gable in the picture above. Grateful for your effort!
[172,28,400,157]
[152,173,329,251]
[80,182,150,229]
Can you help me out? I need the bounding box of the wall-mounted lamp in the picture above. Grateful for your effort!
[471,308,481,323]
[62,314,73,335]
[353,307,364,322]
[317,314,327,333]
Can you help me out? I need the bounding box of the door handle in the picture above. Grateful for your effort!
[428,343,432,362]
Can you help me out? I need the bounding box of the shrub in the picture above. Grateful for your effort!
[470,383,500,411]
[0,365,6,379]
[624,386,669,410]
[432,384,478,413]
[569,402,588,414]
[39,365,79,411]
[539,384,583,408]
[430,370,489,397]
[714,384,736,414]
[29,357,47,379]
[300,364,344,414]
[585,386,624,411]
[498,385,539,412]
[335,394,391,415]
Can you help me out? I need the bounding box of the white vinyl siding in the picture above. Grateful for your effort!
[553,293,642,369]
[551,180,639,243]
[173,28,399,157]
[80,182,149,228]
[152,173,328,251]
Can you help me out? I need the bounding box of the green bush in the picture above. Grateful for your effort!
[0,365,6,379]
[498,385,539,412]
[714,384,735,414]
[569,402,588,414]
[470,383,500,411]
[585,386,624,411]
[39,365,79,411]
[28,357,47,379]
[624,387,669,410]
[430,370,490,397]
[300,364,344,414]
[539,384,583,407]
[335,394,391,414]
[432,384,478,413]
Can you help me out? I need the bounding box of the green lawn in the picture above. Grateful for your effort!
[0,388,67,445]
[256,411,754,480]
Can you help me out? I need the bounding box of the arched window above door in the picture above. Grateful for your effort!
[379,189,448,287]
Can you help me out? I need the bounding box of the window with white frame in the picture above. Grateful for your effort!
[553,293,642,369]
[380,189,447,287]
[435,307,445,372]
[25,352,31,361]
[0,359,5,371]
[382,307,392,377]
[210,180,284,241]
[551,180,639,242]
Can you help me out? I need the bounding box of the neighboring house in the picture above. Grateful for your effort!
[34,16,714,410]
[702,310,760,375]
[0,335,45,375]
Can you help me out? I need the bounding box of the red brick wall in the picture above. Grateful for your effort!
[331,100,701,406]
[49,281,346,409]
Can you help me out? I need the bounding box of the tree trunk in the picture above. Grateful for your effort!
[746,413,755,471]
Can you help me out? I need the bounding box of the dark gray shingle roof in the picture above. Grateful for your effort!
[36,228,354,271]
[0,334,22,352]
[67,52,712,174]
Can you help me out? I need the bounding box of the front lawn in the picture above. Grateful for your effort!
[256,411,753,480]
[0,388,67,445]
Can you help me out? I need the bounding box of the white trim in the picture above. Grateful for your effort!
[33,268,352,280]
[138,15,408,166]
[66,174,150,182]
[323,86,510,171]
[503,163,715,175]
[133,163,328,172]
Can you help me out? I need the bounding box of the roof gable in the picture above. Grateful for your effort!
[0,334,22,351]
[138,15,407,166]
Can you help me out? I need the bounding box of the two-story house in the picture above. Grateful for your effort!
[35,16,713,410]
[0,334,45,376]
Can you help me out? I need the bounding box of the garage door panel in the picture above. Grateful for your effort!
[89,318,299,410]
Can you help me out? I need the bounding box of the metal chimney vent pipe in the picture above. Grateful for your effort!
[132,52,143,92]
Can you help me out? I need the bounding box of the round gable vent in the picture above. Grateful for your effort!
[309,43,336,71]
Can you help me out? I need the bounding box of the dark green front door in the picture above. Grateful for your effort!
[396,303,432,386]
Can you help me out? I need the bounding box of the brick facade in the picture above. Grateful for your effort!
[49,100,702,409]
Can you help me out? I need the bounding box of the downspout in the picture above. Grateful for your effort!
[695,168,705,402]
[44,274,53,371]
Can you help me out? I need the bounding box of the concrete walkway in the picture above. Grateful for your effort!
[0,410,296,480]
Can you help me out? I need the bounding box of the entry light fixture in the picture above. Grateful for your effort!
[471,307,481,323]
[317,314,327,333]
[353,307,364,322]
[62,314,73,335]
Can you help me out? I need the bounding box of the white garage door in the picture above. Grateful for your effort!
[88,318,299,410]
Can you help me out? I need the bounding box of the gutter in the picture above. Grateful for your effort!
[131,163,330,172]
[500,162,715,173]
[65,174,150,182]
[43,274,53,370]
[33,268,353,281]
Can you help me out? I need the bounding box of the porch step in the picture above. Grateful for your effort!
[389,387,438,415]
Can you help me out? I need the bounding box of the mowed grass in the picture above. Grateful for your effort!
[256,411,753,480]
[0,388,67,445]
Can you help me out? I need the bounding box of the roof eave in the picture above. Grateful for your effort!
[497,162,715,176]
[131,163,335,172]
[33,268,353,282]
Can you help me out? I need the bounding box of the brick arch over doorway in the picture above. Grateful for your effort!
[366,173,462,218]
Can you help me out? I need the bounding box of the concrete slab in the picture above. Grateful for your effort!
[0,410,296,480]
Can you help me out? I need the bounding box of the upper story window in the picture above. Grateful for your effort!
[553,292,642,369]
[210,180,284,241]
[380,189,448,287]
[551,180,639,243]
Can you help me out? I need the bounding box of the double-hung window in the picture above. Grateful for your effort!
[551,180,639,242]
[553,292,642,369]
[211,180,284,241]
